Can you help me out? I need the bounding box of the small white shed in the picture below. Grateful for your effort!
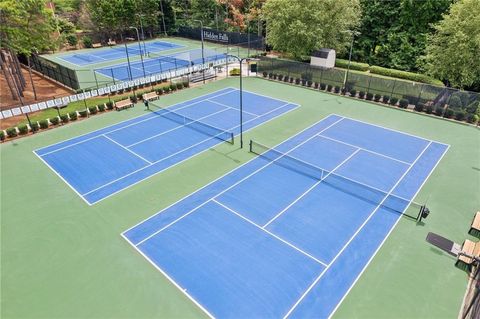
[310,49,336,68]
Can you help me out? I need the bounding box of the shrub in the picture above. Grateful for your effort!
[284,76,289,82]
[66,34,77,46]
[366,92,373,100]
[434,105,444,116]
[106,101,114,110]
[295,78,300,85]
[183,81,189,88]
[50,117,60,125]
[262,71,267,77]
[358,91,365,98]
[277,74,284,81]
[136,92,143,100]
[335,59,369,72]
[443,108,454,118]
[398,98,409,109]
[268,72,273,78]
[382,95,390,104]
[30,122,39,132]
[164,86,171,93]
[349,89,357,97]
[88,106,98,114]
[272,73,277,80]
[369,65,443,85]
[0,131,4,141]
[169,84,177,91]
[307,80,313,87]
[229,68,241,76]
[98,104,106,112]
[374,94,382,102]
[60,114,69,123]
[389,97,398,105]
[320,83,326,90]
[326,84,333,92]
[301,79,307,86]
[39,120,49,129]
[82,36,92,48]
[454,109,466,121]
[425,104,434,114]
[69,111,78,120]
[130,95,138,103]
[18,124,28,135]
[466,101,479,114]
[467,114,479,124]
[156,88,164,95]
[79,110,88,118]
[176,82,184,90]
[414,103,424,112]
[6,127,17,138]
[448,95,463,109]
[334,86,341,93]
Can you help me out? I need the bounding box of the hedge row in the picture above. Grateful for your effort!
[262,72,480,125]
[335,59,369,72]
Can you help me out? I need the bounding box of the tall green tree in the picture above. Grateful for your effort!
[423,0,480,90]
[263,0,361,59]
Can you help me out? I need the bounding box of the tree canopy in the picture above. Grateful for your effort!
[262,0,360,59]
[423,0,480,90]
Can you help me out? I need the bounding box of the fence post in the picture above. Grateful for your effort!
[110,68,116,85]
[93,70,99,89]
[390,79,397,98]
[416,84,426,110]
[366,75,372,94]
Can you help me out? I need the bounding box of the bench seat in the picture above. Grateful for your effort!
[142,91,158,101]
[115,99,134,111]
[468,212,480,238]
[456,239,480,271]
[92,43,102,48]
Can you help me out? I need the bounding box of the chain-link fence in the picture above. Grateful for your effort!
[258,57,480,124]
[461,265,480,319]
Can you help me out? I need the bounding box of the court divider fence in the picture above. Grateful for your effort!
[257,57,480,125]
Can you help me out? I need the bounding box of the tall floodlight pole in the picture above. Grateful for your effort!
[130,27,146,77]
[159,0,167,36]
[193,20,206,84]
[135,14,147,54]
[342,30,360,90]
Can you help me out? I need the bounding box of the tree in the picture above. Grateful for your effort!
[423,0,480,90]
[262,0,361,59]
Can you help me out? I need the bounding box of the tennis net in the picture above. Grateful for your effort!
[250,140,422,214]
[156,107,234,144]
[73,54,94,62]
[110,45,145,55]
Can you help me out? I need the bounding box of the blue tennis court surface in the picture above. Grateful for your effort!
[95,49,227,82]
[122,114,449,318]
[57,40,183,66]
[34,88,298,205]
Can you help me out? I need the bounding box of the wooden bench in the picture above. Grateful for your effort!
[142,91,158,102]
[469,212,480,238]
[114,99,134,111]
[107,40,117,46]
[190,70,216,83]
[456,239,480,271]
[92,43,102,48]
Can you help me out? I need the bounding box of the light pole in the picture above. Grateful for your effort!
[130,26,146,77]
[227,55,258,148]
[342,30,360,90]
[193,20,206,84]
[135,14,148,54]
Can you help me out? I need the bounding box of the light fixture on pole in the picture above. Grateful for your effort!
[130,26,146,77]
[341,30,360,90]
[193,20,206,84]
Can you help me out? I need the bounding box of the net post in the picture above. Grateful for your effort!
[249,140,253,153]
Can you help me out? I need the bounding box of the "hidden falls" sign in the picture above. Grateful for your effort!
[203,30,229,43]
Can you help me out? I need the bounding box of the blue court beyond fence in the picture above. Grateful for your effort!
[58,40,184,66]
[34,88,298,205]
[123,114,449,318]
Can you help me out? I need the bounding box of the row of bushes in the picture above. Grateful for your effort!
[74,78,171,94]
[262,72,479,125]
[334,59,443,85]
[129,81,189,103]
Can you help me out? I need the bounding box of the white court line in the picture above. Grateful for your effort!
[206,98,260,117]
[331,113,450,147]
[317,134,412,165]
[328,143,450,319]
[283,140,433,319]
[83,101,300,198]
[125,107,232,148]
[213,199,328,267]
[120,233,215,319]
[133,117,344,247]
[36,88,237,156]
[85,101,300,204]
[102,134,152,164]
[262,148,361,228]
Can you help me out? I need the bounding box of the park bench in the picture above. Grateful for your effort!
[142,91,158,102]
[107,40,117,46]
[92,43,102,48]
[468,212,480,238]
[455,239,480,271]
[190,70,216,83]
[114,99,134,111]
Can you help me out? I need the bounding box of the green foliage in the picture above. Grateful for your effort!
[83,36,93,48]
[467,114,479,124]
[414,103,424,112]
[382,95,390,104]
[66,34,78,46]
[263,0,361,58]
[39,120,49,129]
[423,0,480,90]
[69,111,78,120]
[366,92,373,100]
[335,59,369,72]
[448,96,463,109]
[50,117,60,125]
[359,91,365,98]
[60,114,69,123]
[130,95,138,103]
[399,98,409,108]
[229,68,241,76]
[334,86,341,93]
[106,101,113,110]
[79,110,88,118]
[369,66,442,85]
[17,125,28,135]
[30,122,39,131]
[466,101,479,114]
[455,109,466,121]
[6,128,17,138]
[444,108,454,118]
[374,94,382,102]
[98,104,106,112]
[389,97,399,105]
[0,131,4,141]
[349,89,357,97]
[176,82,183,90]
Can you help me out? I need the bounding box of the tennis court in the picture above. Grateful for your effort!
[95,49,228,82]
[58,40,183,66]
[34,87,298,205]
[123,114,449,318]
